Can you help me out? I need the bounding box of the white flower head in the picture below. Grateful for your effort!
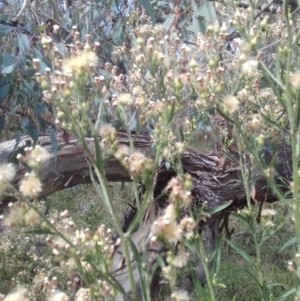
[75,288,90,301]
[242,60,258,77]
[152,216,182,244]
[47,292,69,301]
[24,208,40,227]
[99,124,116,138]
[64,51,98,73]
[114,144,130,161]
[19,172,42,198]
[4,286,29,301]
[222,95,239,113]
[0,163,16,184]
[28,146,51,168]
[171,289,190,301]
[290,72,300,90]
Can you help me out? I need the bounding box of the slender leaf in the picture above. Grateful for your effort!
[112,18,124,44]
[261,113,286,133]
[215,105,235,124]
[274,285,299,300]
[94,133,103,168]
[225,239,254,263]
[206,201,232,215]
[231,212,251,226]
[259,60,285,92]
[127,237,148,301]
[179,127,185,142]
[279,236,296,252]
[243,268,263,290]
[213,236,222,275]
[163,14,176,28]
[128,238,142,265]
[50,127,57,158]
[191,270,209,301]
[167,97,176,123]
[260,221,284,246]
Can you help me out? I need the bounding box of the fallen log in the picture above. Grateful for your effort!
[0,130,290,216]
[0,131,149,210]
[0,130,291,299]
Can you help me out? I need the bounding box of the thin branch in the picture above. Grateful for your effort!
[35,12,71,34]
[254,0,275,20]
[14,0,28,21]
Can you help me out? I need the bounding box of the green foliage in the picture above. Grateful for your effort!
[1,0,300,300]
[1,187,295,300]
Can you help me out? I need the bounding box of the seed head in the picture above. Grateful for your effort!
[222,95,239,113]
[19,172,42,198]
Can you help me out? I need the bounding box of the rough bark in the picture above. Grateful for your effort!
[0,131,290,214]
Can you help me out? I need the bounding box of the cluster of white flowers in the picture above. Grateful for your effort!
[0,163,16,194]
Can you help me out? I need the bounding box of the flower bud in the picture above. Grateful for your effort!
[189,58,197,69]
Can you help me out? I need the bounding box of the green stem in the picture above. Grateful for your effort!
[199,239,215,301]
[253,232,263,286]
[283,0,300,254]
[236,130,251,209]
[92,163,139,300]
[70,115,139,300]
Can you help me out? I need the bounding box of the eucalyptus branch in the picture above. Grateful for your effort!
[13,0,28,21]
